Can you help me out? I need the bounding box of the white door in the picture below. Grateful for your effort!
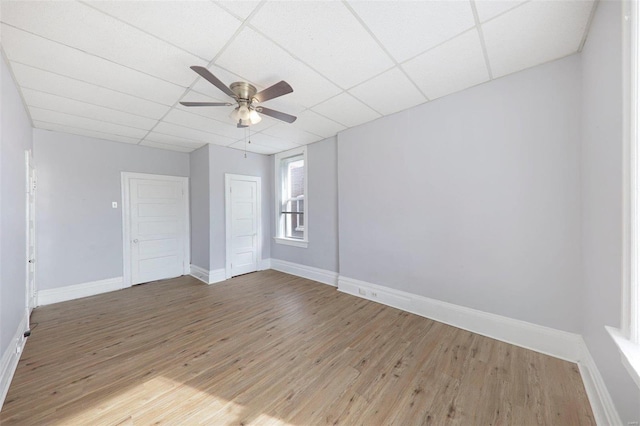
[124,174,189,285]
[225,174,261,278]
[25,151,36,312]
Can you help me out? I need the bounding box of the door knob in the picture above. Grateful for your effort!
[133,239,139,243]
[28,259,35,263]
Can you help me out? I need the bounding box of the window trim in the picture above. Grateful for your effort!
[274,146,308,248]
[612,0,640,390]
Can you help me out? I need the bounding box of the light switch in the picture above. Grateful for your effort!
[112,202,118,209]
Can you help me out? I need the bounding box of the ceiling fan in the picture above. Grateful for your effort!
[180,66,297,127]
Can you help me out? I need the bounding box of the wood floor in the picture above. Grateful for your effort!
[1,270,594,425]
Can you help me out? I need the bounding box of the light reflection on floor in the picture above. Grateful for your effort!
[60,375,295,425]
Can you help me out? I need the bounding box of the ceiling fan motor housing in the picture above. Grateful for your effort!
[230,82,258,104]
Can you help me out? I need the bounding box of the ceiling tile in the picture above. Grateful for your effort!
[141,133,205,149]
[29,107,149,139]
[228,134,300,155]
[483,0,594,78]
[22,88,157,130]
[34,121,140,145]
[217,1,261,20]
[258,97,307,116]
[86,1,241,60]
[261,124,323,146]
[1,25,185,105]
[250,1,393,89]
[139,140,196,153]
[402,30,490,100]
[349,67,426,116]
[246,133,301,151]
[163,108,243,139]
[293,110,346,139]
[143,131,209,147]
[216,27,341,108]
[1,1,202,86]
[312,93,381,128]
[11,63,170,120]
[474,0,527,22]
[348,0,475,63]
[228,140,277,155]
[153,121,236,146]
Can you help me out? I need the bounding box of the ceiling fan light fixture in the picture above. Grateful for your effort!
[249,109,262,124]
[238,104,251,121]
[229,107,240,122]
[231,107,261,126]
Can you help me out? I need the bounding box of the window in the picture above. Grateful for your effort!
[609,0,640,389]
[626,0,640,346]
[274,147,308,247]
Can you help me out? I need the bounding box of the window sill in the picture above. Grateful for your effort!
[606,326,640,389]
[274,237,308,248]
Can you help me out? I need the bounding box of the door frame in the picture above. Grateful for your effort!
[121,172,190,288]
[24,150,36,314]
[225,174,262,279]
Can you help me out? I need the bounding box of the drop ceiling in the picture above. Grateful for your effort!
[0,0,596,155]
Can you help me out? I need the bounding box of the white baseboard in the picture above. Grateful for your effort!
[189,264,209,283]
[577,339,624,426]
[271,259,338,287]
[37,277,123,306]
[190,265,226,285]
[259,258,271,271]
[209,268,226,284]
[338,275,583,362]
[1,311,29,410]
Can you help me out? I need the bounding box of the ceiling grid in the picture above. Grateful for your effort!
[0,0,597,155]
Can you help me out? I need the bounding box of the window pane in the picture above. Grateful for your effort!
[289,160,304,199]
[279,154,305,240]
[280,155,305,239]
[284,213,304,239]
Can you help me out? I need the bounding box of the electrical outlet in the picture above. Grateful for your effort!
[371,292,378,297]
[358,288,366,295]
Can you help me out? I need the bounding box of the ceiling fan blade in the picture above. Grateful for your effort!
[180,101,232,107]
[190,66,235,98]
[253,81,293,103]
[256,106,297,123]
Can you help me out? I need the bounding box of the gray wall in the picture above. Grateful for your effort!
[189,144,210,270]
[33,130,189,290]
[1,54,32,354]
[338,54,583,333]
[208,144,272,270]
[581,0,640,421]
[270,137,339,272]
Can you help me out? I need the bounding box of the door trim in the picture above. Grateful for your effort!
[225,174,262,279]
[24,150,36,317]
[121,172,190,288]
